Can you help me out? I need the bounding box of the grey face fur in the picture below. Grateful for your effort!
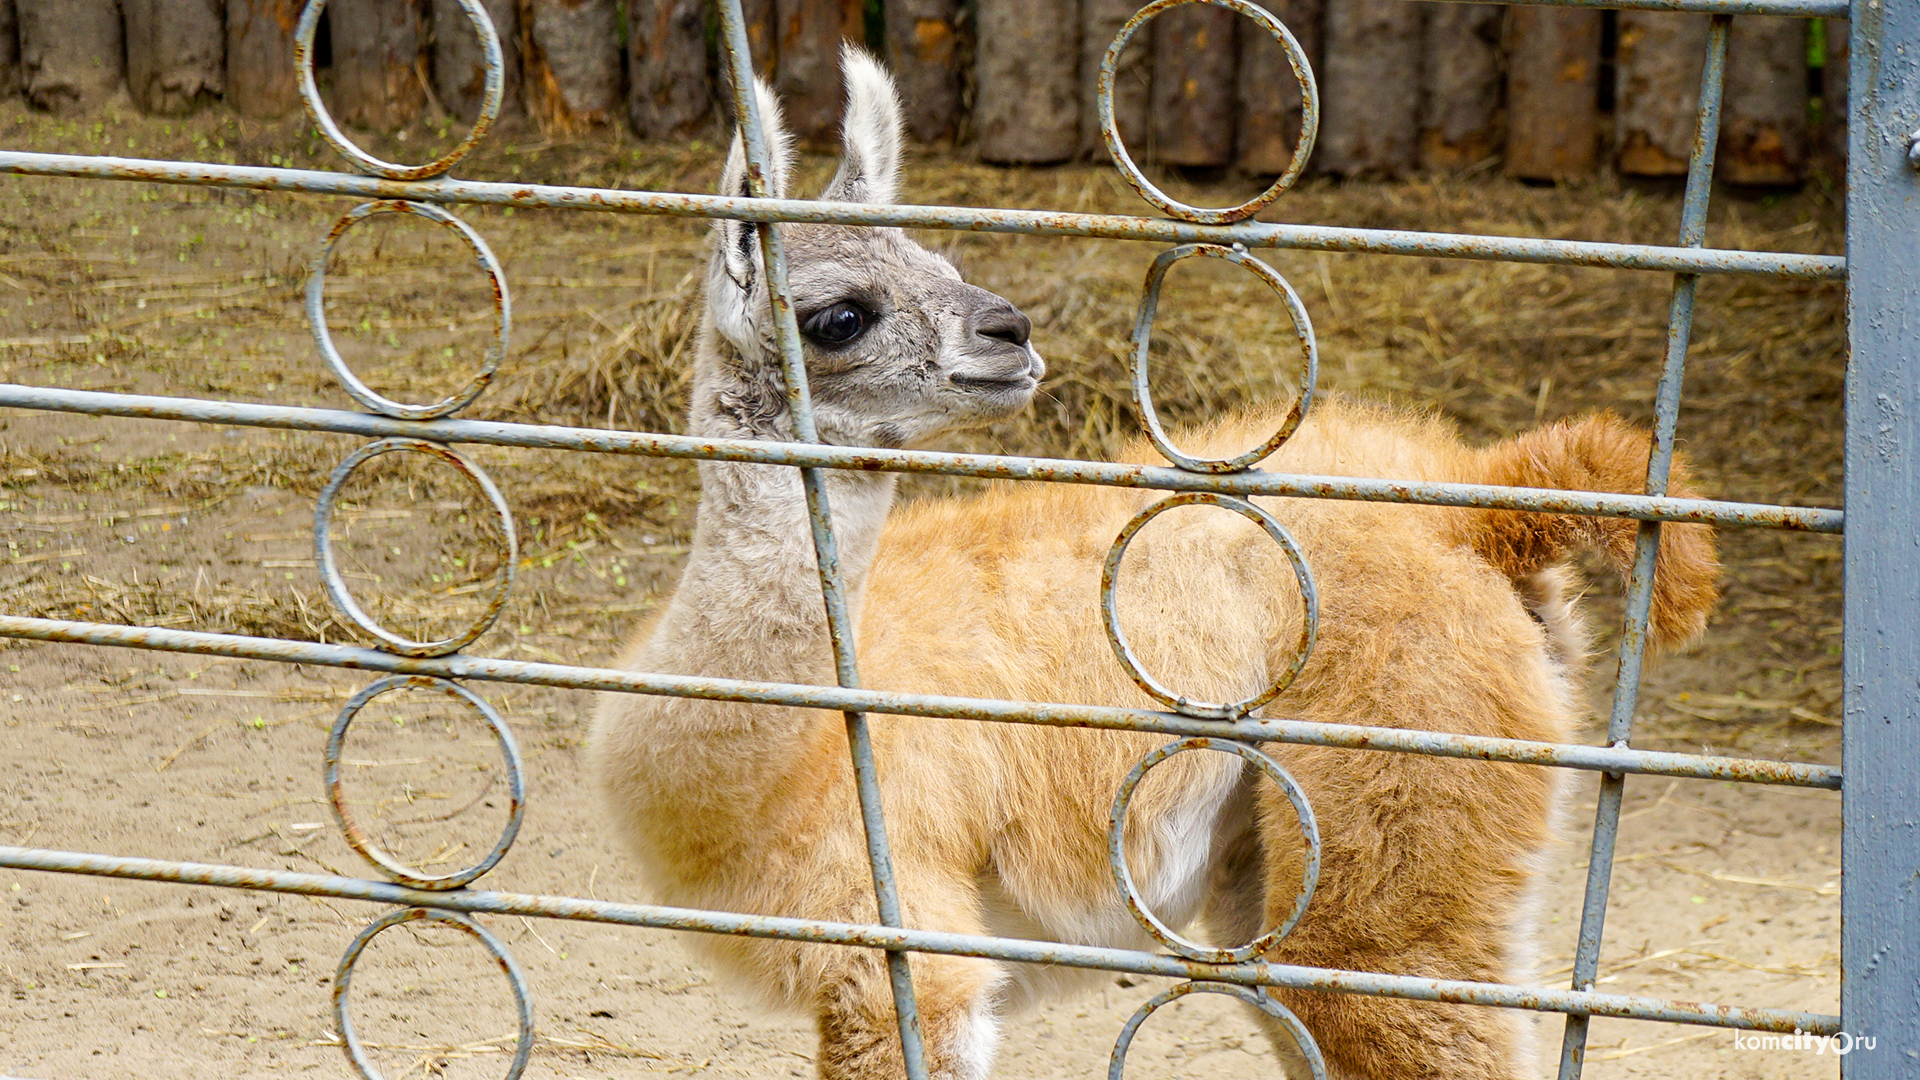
[700,48,1045,448]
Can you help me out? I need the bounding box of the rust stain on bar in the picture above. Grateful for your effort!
[0,152,1846,280]
[0,845,1843,1036]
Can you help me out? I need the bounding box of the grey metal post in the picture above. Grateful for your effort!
[1843,0,1920,1072]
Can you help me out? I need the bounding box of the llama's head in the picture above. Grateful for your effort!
[701,47,1045,448]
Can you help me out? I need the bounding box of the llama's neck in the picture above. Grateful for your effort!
[644,334,897,687]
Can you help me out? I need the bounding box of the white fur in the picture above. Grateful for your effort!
[825,46,903,205]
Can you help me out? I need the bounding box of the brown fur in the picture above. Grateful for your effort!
[596,397,1721,1079]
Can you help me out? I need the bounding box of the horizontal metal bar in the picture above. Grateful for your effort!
[1418,0,1845,16]
[0,385,1845,532]
[0,616,1842,789]
[0,152,1845,279]
[0,844,1841,1035]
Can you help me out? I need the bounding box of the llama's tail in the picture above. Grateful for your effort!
[1454,413,1721,650]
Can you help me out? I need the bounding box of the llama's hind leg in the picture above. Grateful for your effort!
[813,950,1004,1080]
[1250,752,1550,1080]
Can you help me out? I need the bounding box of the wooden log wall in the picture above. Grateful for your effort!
[0,2,1844,185]
[328,0,425,132]
[226,0,300,119]
[1420,3,1502,170]
[0,0,18,103]
[883,0,959,143]
[1318,0,1421,176]
[124,0,225,116]
[1506,6,1601,180]
[434,0,520,122]
[16,0,124,115]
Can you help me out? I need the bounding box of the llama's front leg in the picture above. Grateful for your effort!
[814,951,1004,1080]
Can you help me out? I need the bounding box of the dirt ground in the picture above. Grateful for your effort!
[0,98,1847,1079]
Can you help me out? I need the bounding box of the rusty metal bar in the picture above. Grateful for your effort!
[0,385,1845,533]
[0,845,1845,1037]
[0,615,1842,790]
[1557,16,1732,1080]
[0,152,1845,280]
[707,3,929,1070]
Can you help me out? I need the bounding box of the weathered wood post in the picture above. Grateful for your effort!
[1721,15,1809,185]
[433,0,520,123]
[521,0,621,133]
[329,0,426,132]
[1082,0,1152,159]
[124,0,226,115]
[1420,3,1503,170]
[226,0,300,118]
[772,0,864,146]
[1317,0,1420,177]
[1238,0,1320,176]
[976,0,1077,164]
[0,0,22,101]
[885,0,961,144]
[1615,11,1709,177]
[627,0,711,140]
[16,0,125,115]
[1151,1,1238,168]
[740,0,776,78]
[1821,17,1847,173]
[1505,5,1602,180]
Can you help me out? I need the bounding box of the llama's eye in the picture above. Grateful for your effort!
[801,302,869,347]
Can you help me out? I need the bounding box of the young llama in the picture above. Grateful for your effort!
[590,49,1720,1080]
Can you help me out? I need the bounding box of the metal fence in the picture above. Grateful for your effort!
[0,0,1910,1076]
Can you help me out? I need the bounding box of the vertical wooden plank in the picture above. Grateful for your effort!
[627,0,710,140]
[1821,17,1848,175]
[433,0,520,123]
[1238,0,1320,176]
[16,0,124,115]
[975,0,1077,165]
[1082,0,1151,159]
[521,0,621,134]
[884,0,960,144]
[225,0,299,118]
[1504,5,1601,181]
[123,0,225,116]
[329,0,425,132]
[1420,3,1503,171]
[1317,0,1420,177]
[1842,1,1920,1072]
[773,0,863,146]
[1615,11,1709,177]
[0,0,22,101]
[1151,1,1237,168]
[1720,15,1807,186]
[740,0,776,79]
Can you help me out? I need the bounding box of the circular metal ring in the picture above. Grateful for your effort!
[308,200,511,421]
[326,675,526,889]
[315,437,518,657]
[1101,493,1317,718]
[333,907,534,1080]
[1132,244,1317,473]
[1108,980,1326,1080]
[1099,0,1319,224]
[1109,738,1319,964]
[296,0,504,180]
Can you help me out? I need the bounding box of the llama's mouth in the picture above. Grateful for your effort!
[950,373,1037,394]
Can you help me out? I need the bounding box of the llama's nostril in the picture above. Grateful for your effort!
[973,305,1032,349]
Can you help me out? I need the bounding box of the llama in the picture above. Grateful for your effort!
[590,49,1720,1080]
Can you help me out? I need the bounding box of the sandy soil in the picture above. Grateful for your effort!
[0,98,1846,1079]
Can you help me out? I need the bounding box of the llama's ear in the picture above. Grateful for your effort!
[820,45,902,205]
[717,76,794,292]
